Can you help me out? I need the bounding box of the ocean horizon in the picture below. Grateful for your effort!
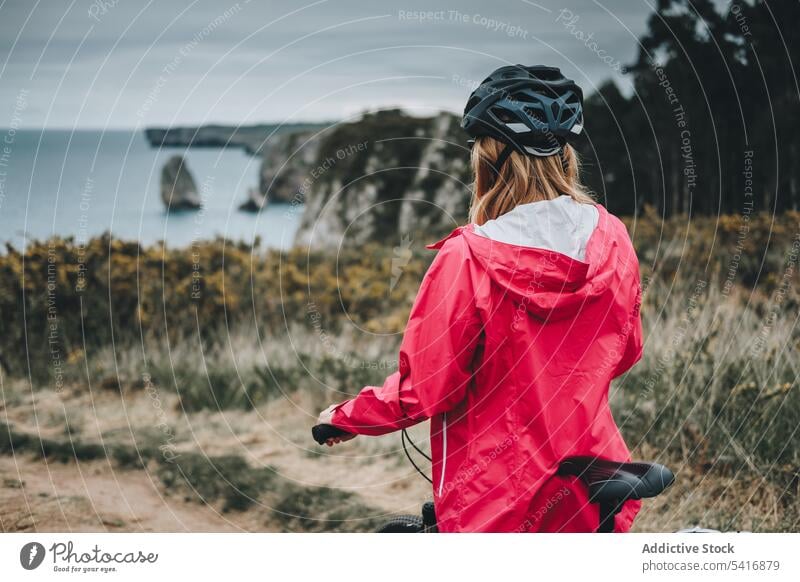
[0,129,302,250]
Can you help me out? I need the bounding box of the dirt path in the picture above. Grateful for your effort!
[0,385,429,532]
[3,386,756,533]
[0,456,250,532]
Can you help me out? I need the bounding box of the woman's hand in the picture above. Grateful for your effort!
[317,404,356,446]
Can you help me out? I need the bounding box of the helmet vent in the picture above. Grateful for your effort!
[524,107,548,125]
[529,68,562,82]
[566,95,581,112]
[491,106,516,124]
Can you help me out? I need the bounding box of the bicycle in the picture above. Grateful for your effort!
[312,424,675,533]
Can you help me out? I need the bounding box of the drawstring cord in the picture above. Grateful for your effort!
[402,429,432,484]
[398,387,433,484]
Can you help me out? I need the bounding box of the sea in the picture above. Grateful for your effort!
[0,129,302,250]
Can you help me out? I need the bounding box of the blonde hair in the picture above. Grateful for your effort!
[468,137,594,225]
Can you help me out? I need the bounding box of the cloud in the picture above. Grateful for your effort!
[0,0,656,128]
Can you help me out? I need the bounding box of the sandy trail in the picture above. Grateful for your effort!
[0,456,248,532]
[0,384,430,532]
[1,385,762,533]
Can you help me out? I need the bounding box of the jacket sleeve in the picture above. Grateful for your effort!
[330,236,482,436]
[612,263,643,379]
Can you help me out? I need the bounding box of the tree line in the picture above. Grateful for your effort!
[577,0,799,216]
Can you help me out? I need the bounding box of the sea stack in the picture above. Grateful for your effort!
[238,187,268,212]
[161,155,201,210]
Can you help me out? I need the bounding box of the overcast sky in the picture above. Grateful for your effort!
[0,0,725,129]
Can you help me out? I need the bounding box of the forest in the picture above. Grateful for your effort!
[578,0,799,216]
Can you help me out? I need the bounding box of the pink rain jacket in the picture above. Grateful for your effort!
[331,201,643,532]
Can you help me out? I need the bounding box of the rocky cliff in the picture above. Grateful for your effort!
[144,122,328,156]
[259,129,322,204]
[259,110,471,249]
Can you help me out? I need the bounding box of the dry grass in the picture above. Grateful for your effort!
[1,215,798,531]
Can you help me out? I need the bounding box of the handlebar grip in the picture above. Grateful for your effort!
[312,424,351,445]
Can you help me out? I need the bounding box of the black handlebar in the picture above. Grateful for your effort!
[312,424,351,445]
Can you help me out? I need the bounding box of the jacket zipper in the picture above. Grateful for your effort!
[437,413,447,496]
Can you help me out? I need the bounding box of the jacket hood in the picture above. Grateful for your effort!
[428,197,618,321]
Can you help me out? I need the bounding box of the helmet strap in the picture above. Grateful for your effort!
[560,148,569,174]
[492,144,514,176]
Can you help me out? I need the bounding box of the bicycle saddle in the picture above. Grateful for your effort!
[557,456,675,531]
[558,456,674,502]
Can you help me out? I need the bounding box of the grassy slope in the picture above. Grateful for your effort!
[1,210,798,531]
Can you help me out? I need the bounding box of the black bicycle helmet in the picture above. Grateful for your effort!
[462,64,584,170]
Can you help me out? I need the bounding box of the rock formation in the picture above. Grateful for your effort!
[238,187,268,212]
[288,110,472,249]
[258,129,322,204]
[295,110,470,248]
[160,155,201,211]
